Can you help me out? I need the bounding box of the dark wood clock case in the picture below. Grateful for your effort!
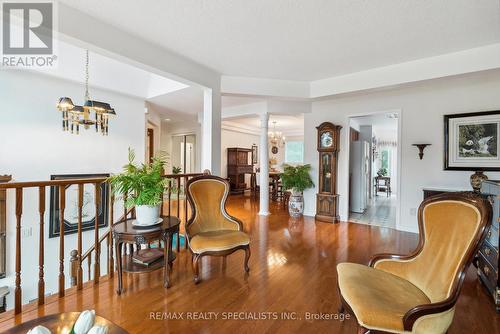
[315,122,342,223]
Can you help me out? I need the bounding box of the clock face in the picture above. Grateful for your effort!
[320,131,333,148]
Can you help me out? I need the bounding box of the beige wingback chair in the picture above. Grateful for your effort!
[337,192,491,334]
[185,175,250,284]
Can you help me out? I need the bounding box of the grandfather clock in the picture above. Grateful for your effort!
[315,122,342,223]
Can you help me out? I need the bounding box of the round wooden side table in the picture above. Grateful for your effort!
[4,312,128,333]
[112,215,180,294]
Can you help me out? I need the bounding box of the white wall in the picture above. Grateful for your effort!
[303,70,500,232]
[161,120,201,174]
[0,70,145,307]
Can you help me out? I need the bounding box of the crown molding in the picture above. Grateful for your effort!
[221,43,500,100]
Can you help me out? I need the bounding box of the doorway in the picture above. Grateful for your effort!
[147,128,154,163]
[172,134,196,174]
[347,112,400,228]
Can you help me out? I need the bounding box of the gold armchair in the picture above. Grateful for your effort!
[337,192,491,334]
[185,175,251,284]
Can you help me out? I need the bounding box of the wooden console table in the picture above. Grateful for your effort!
[112,216,180,294]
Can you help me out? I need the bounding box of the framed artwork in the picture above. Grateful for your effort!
[251,144,258,164]
[49,174,110,238]
[444,110,500,171]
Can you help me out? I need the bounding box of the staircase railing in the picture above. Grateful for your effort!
[0,171,207,315]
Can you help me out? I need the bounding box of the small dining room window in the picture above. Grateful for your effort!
[285,141,304,163]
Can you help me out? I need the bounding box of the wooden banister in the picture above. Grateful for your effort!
[0,177,107,189]
[2,171,208,314]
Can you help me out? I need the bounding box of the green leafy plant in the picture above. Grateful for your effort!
[108,148,168,208]
[281,164,314,193]
[377,168,388,176]
[172,166,182,174]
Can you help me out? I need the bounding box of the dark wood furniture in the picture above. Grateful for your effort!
[374,176,391,197]
[112,216,180,294]
[338,192,492,333]
[315,122,342,223]
[4,312,128,334]
[269,172,281,201]
[479,180,500,311]
[227,147,253,194]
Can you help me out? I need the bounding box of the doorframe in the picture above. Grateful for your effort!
[171,133,197,174]
[344,109,403,230]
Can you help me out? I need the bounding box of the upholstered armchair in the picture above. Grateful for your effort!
[185,175,251,284]
[337,192,491,334]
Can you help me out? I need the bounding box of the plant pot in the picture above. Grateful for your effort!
[470,171,488,193]
[288,190,304,217]
[135,204,161,225]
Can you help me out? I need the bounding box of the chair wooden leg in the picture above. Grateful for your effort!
[192,254,201,284]
[357,325,368,334]
[244,246,251,272]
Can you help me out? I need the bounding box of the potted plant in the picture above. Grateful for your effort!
[108,149,168,226]
[281,164,314,217]
[377,168,387,177]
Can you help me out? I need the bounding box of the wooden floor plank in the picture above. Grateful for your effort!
[0,194,498,333]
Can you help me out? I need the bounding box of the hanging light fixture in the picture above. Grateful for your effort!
[56,50,116,135]
[268,121,285,148]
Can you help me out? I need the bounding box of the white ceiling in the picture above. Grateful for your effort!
[33,39,187,99]
[59,0,500,81]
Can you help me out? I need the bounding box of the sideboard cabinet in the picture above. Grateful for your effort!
[479,180,500,312]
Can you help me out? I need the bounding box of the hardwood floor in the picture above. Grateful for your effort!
[0,194,498,333]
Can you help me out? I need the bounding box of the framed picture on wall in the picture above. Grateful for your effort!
[49,174,110,238]
[444,110,500,171]
[251,144,258,164]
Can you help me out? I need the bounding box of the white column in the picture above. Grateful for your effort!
[201,87,221,175]
[259,112,270,216]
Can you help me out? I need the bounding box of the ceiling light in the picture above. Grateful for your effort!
[56,50,116,135]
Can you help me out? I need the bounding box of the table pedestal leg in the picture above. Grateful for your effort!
[163,232,172,288]
[115,241,123,295]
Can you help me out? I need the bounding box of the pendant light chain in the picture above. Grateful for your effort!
[85,50,90,100]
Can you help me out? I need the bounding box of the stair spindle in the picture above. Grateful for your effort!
[77,184,84,289]
[14,188,22,314]
[94,183,101,283]
[109,194,115,277]
[38,186,45,305]
[58,185,65,297]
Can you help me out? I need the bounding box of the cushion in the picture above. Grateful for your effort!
[337,263,430,332]
[189,230,250,254]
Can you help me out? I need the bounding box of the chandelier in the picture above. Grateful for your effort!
[268,121,285,147]
[56,50,116,135]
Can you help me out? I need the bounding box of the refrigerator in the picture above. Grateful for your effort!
[350,140,370,213]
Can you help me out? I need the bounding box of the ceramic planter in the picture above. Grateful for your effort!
[288,190,304,217]
[135,204,161,225]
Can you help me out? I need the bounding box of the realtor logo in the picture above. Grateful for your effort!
[1,1,57,68]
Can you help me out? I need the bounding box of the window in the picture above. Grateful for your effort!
[380,149,392,176]
[285,141,304,163]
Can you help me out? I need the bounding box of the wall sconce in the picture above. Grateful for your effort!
[412,144,431,160]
